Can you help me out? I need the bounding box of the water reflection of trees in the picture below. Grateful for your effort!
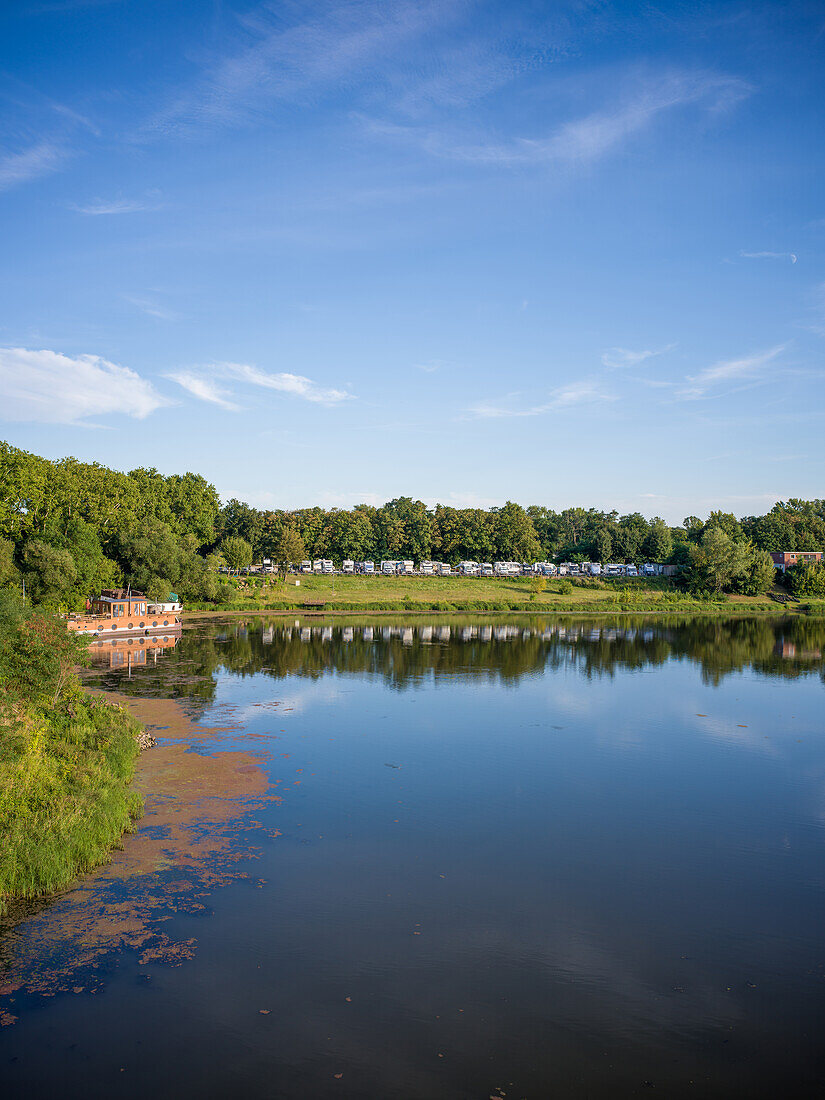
[91,616,825,709]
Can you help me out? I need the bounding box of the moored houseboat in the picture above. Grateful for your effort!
[66,588,183,637]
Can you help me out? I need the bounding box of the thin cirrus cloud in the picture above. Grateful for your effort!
[165,371,240,412]
[139,0,457,139]
[676,345,785,400]
[739,250,798,264]
[0,141,66,191]
[601,343,676,369]
[364,68,751,168]
[122,294,180,321]
[72,197,161,215]
[0,347,170,424]
[225,362,353,404]
[168,363,353,408]
[467,380,614,419]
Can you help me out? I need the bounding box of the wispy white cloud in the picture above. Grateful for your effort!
[140,0,460,140]
[166,371,240,411]
[0,347,169,424]
[364,68,750,168]
[601,343,676,369]
[122,294,179,321]
[676,345,785,399]
[0,141,66,191]
[739,249,798,264]
[72,196,160,215]
[222,362,353,405]
[467,380,615,419]
[415,360,444,373]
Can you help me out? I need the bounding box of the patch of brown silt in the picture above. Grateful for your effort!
[0,693,277,1018]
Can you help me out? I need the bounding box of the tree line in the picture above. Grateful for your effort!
[2,440,824,608]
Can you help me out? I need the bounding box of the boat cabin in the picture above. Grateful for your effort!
[88,588,148,618]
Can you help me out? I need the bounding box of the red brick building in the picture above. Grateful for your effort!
[770,551,823,573]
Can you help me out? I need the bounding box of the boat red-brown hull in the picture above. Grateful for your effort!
[67,615,182,637]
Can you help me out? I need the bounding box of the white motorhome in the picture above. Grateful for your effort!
[480,562,493,576]
[437,562,452,576]
[494,562,508,576]
[420,561,435,575]
[605,563,623,577]
[400,560,414,575]
[356,560,375,575]
[585,562,602,576]
[321,560,334,574]
[381,560,396,575]
[300,560,312,574]
[625,564,638,578]
[312,559,323,573]
[458,561,479,576]
[642,563,657,577]
[342,559,355,573]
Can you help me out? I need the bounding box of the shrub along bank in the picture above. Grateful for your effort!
[0,592,143,916]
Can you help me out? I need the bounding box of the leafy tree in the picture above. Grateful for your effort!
[683,528,752,594]
[614,513,649,562]
[683,516,704,541]
[492,502,541,561]
[644,518,673,562]
[274,524,306,582]
[41,515,120,602]
[21,540,78,607]
[164,472,220,545]
[221,535,253,574]
[593,527,613,563]
[737,549,778,596]
[786,562,825,598]
[0,538,20,591]
[704,510,744,541]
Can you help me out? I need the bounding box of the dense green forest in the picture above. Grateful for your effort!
[2,440,824,608]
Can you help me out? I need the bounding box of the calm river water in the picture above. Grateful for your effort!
[2,614,825,1099]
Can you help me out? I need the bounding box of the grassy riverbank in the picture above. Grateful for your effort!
[0,597,143,916]
[185,574,822,616]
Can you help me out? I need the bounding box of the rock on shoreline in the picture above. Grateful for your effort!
[136,728,156,752]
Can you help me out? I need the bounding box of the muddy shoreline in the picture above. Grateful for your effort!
[0,688,275,1013]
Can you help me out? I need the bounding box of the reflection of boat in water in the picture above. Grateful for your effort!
[86,632,180,670]
[67,588,183,637]
[774,639,822,660]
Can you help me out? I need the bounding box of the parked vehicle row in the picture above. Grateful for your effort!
[231,559,670,578]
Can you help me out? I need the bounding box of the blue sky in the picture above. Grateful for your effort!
[1,0,823,523]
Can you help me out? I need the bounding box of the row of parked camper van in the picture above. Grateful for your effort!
[295,559,667,578]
